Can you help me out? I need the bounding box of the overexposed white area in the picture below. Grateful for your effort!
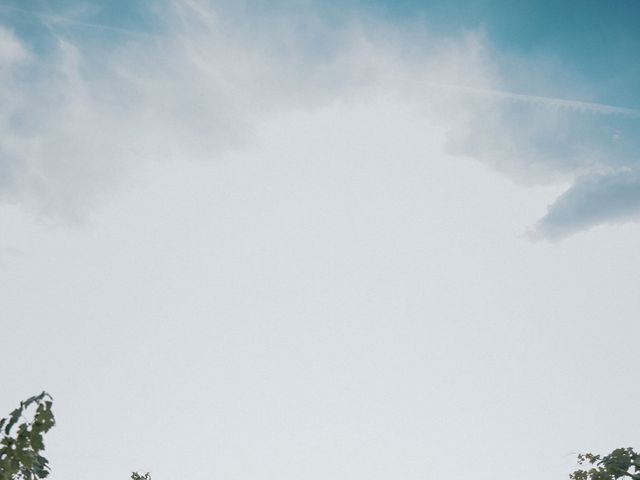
[2,93,639,480]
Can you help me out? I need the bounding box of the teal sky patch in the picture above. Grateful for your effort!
[3,0,638,108]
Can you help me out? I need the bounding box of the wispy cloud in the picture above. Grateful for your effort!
[0,0,496,221]
[0,4,155,38]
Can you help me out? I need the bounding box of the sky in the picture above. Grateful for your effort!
[1,1,639,480]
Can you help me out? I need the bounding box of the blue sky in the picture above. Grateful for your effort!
[5,0,640,107]
[1,2,640,480]
[234,0,640,107]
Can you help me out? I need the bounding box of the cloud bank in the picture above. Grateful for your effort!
[0,0,496,221]
[0,0,638,238]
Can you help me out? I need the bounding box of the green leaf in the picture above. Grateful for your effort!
[4,408,22,435]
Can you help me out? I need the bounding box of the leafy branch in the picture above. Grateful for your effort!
[0,392,55,480]
[131,473,151,480]
[571,448,640,480]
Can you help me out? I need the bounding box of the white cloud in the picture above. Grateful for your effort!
[0,25,29,64]
[0,1,496,221]
[0,0,638,238]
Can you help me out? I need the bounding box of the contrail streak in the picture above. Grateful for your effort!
[426,82,640,118]
[0,5,153,38]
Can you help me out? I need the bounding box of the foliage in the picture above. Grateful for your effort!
[571,448,640,480]
[131,473,151,480]
[0,392,55,480]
